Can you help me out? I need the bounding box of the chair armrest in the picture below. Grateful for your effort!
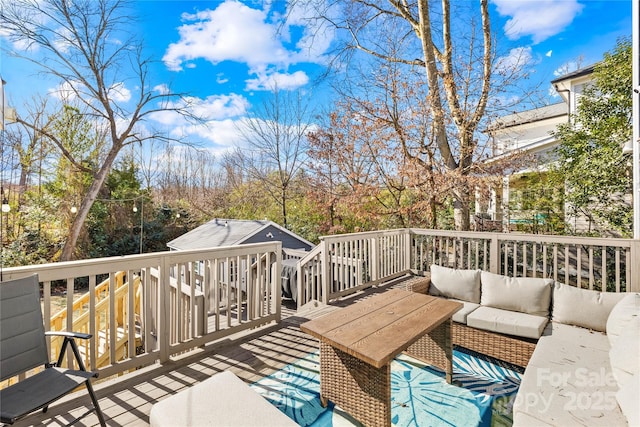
[406,274,431,294]
[46,331,93,370]
[45,331,92,340]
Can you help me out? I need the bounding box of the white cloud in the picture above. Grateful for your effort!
[492,0,583,44]
[553,60,582,77]
[284,1,336,64]
[175,119,242,153]
[148,93,249,151]
[52,27,74,53]
[162,0,336,92]
[150,93,249,126]
[48,80,79,101]
[195,94,249,120]
[245,70,309,91]
[494,47,533,75]
[108,82,131,102]
[49,80,132,103]
[154,84,170,95]
[151,117,244,155]
[163,2,291,71]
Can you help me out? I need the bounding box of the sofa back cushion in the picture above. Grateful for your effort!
[552,282,625,332]
[428,265,481,303]
[480,271,553,316]
[606,292,640,347]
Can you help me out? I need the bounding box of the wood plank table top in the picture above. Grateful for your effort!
[300,289,462,368]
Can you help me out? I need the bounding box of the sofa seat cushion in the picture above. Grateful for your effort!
[531,322,611,365]
[448,300,480,324]
[552,283,625,332]
[466,306,548,339]
[514,322,627,427]
[429,264,481,303]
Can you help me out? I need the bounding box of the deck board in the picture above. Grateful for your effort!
[9,281,405,427]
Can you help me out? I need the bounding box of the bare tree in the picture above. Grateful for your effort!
[4,98,49,200]
[234,88,312,228]
[155,144,225,220]
[1,0,194,260]
[308,0,498,230]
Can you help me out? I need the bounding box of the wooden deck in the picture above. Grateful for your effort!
[11,282,406,427]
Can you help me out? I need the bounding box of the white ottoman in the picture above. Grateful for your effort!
[149,371,297,426]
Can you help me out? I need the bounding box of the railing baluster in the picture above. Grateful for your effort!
[615,248,621,293]
[564,245,570,285]
[108,273,116,367]
[588,247,594,290]
[128,269,135,360]
[89,275,97,369]
[576,246,581,288]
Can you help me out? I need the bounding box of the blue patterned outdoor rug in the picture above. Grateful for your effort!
[251,349,522,427]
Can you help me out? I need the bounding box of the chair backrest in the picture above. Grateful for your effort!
[0,275,48,382]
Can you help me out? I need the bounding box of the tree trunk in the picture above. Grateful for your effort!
[281,186,288,228]
[60,148,120,261]
[453,187,471,231]
[430,195,437,229]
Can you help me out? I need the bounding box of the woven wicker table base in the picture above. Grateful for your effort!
[319,343,391,427]
[405,319,453,382]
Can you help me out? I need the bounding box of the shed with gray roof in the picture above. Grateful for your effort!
[167,219,314,252]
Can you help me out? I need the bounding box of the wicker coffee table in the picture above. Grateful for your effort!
[300,289,462,427]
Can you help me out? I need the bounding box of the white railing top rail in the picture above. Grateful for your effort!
[1,242,282,282]
[319,228,411,242]
[409,228,635,248]
[298,241,324,265]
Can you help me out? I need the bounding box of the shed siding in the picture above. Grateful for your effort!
[242,225,313,251]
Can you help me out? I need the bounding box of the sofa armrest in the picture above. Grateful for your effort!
[406,273,431,294]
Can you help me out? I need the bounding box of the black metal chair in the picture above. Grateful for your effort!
[0,275,106,426]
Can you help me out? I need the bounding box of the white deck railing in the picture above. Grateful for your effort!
[296,230,411,307]
[296,229,639,308]
[1,242,282,379]
[2,228,638,380]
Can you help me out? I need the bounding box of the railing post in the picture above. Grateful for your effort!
[631,240,640,292]
[489,233,500,274]
[321,239,330,304]
[371,234,379,282]
[275,242,282,321]
[296,261,303,310]
[403,229,412,271]
[159,254,171,363]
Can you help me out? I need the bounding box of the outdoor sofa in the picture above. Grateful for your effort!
[407,264,640,427]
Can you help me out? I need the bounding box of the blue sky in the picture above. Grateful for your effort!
[0,0,632,154]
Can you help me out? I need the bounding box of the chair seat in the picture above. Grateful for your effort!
[0,367,96,424]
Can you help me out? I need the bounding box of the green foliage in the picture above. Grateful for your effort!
[89,156,147,257]
[508,173,565,234]
[551,38,632,236]
[2,191,65,266]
